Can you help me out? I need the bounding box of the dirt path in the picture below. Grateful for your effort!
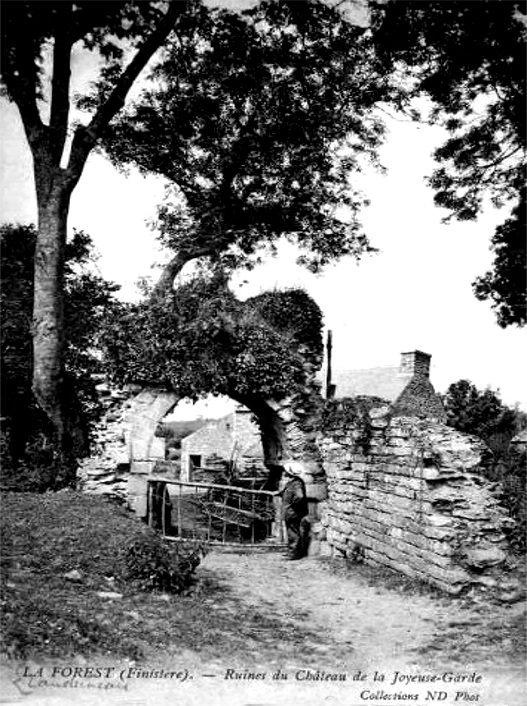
[198,550,437,672]
[1,547,524,706]
[166,549,525,705]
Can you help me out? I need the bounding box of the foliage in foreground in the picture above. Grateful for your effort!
[443,379,527,551]
[0,492,204,660]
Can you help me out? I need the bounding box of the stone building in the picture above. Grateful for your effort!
[180,406,264,482]
[330,350,446,421]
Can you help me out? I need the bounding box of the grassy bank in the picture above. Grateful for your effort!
[0,491,199,660]
[0,491,317,665]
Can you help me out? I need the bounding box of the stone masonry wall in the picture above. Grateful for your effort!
[78,383,179,513]
[267,395,326,501]
[392,377,447,421]
[317,401,518,595]
[77,383,139,501]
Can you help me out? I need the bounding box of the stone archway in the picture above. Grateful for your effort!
[233,391,327,504]
[79,382,326,521]
[126,388,180,516]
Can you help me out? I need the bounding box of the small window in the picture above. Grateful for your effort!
[190,454,202,469]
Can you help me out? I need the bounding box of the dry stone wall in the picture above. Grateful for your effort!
[317,400,519,595]
[77,383,179,509]
[77,383,139,501]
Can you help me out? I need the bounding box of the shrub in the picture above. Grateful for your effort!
[124,535,207,593]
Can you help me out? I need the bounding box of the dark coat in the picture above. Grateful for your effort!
[281,476,308,522]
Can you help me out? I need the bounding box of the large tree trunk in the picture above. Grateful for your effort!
[5,0,187,486]
[32,178,74,482]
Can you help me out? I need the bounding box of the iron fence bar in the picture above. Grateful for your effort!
[207,486,212,543]
[146,483,152,527]
[192,488,198,539]
[177,483,182,539]
[222,488,228,544]
[162,483,168,538]
[237,492,242,543]
[251,493,255,544]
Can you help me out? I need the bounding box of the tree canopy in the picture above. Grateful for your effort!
[0,0,396,452]
[373,0,526,327]
[472,186,526,328]
[443,378,526,446]
[2,0,525,486]
[374,0,525,220]
[101,0,401,293]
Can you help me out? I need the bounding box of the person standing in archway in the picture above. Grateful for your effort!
[278,461,310,560]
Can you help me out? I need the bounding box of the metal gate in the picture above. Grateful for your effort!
[147,477,286,549]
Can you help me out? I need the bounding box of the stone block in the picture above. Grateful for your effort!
[427,513,454,527]
[131,460,155,475]
[421,467,465,481]
[319,541,333,557]
[463,547,507,569]
[127,475,148,518]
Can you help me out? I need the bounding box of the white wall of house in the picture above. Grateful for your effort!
[180,407,262,481]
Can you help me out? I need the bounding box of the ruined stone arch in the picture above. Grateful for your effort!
[78,381,325,516]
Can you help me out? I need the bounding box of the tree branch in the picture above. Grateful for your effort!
[471,144,522,181]
[6,69,46,150]
[49,33,73,165]
[67,1,186,181]
[152,245,218,299]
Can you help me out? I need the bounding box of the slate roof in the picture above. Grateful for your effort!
[331,366,413,402]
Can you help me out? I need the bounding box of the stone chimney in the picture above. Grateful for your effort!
[399,350,431,378]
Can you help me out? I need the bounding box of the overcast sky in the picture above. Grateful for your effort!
[1,0,525,417]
